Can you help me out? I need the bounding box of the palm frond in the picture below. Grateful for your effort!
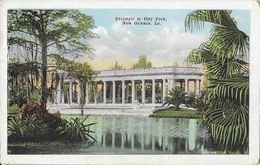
[207,105,248,150]
[209,77,249,106]
[210,26,249,60]
[186,42,216,65]
[185,10,236,32]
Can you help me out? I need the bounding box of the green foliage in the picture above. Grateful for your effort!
[57,115,96,142]
[51,54,95,115]
[8,10,96,57]
[185,10,249,60]
[191,92,208,112]
[8,10,96,109]
[20,102,62,131]
[8,115,51,141]
[209,77,249,106]
[8,105,19,114]
[8,116,22,138]
[163,86,187,110]
[132,55,152,68]
[51,54,95,84]
[9,89,27,107]
[8,60,41,107]
[30,89,41,102]
[8,103,96,142]
[20,114,51,140]
[207,106,248,151]
[185,10,249,152]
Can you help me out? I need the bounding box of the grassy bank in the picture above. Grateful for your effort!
[149,108,201,119]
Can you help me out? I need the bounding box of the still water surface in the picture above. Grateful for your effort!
[9,115,216,154]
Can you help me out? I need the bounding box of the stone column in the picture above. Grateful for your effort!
[69,82,72,104]
[103,134,106,147]
[85,82,89,104]
[131,134,134,150]
[56,76,61,104]
[162,79,166,102]
[112,132,115,148]
[142,80,145,104]
[131,80,135,104]
[152,79,155,104]
[185,79,189,94]
[121,133,125,149]
[61,91,65,104]
[112,80,116,104]
[77,82,80,104]
[103,81,106,104]
[195,79,200,95]
[122,80,125,104]
[169,79,175,91]
[172,79,175,90]
[95,83,98,104]
[168,79,172,91]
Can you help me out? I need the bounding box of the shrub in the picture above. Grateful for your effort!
[8,102,96,142]
[20,102,62,130]
[8,116,22,140]
[9,89,27,107]
[20,114,51,140]
[8,115,50,141]
[163,86,187,110]
[57,115,96,142]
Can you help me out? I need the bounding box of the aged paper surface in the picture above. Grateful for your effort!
[0,0,259,164]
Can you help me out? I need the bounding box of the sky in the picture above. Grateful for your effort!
[79,9,250,70]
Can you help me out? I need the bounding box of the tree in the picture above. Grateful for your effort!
[51,54,95,116]
[163,86,186,110]
[185,10,249,152]
[8,59,41,106]
[111,61,123,70]
[132,55,152,68]
[8,10,95,109]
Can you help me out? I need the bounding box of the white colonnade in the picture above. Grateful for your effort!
[55,66,202,105]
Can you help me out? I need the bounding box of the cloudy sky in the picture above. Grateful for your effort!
[80,9,250,70]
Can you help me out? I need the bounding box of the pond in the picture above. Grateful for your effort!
[8,115,216,154]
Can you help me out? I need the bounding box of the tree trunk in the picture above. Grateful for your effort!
[41,41,48,110]
[26,76,30,103]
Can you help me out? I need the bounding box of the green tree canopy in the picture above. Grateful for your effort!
[132,55,152,68]
[8,10,95,109]
[51,54,95,116]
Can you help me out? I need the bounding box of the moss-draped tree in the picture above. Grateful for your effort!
[8,10,95,109]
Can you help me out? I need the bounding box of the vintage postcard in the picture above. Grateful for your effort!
[0,0,259,164]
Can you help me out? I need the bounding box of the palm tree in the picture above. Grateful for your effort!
[163,86,186,110]
[185,10,249,152]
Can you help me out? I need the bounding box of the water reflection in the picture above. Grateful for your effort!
[90,115,214,154]
[8,115,215,154]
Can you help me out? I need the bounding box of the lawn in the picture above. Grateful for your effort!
[149,107,201,119]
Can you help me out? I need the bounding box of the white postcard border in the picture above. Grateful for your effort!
[0,0,259,165]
